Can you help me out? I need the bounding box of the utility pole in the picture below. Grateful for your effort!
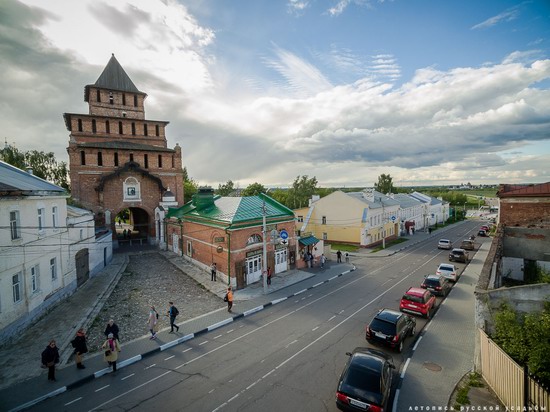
[262,199,268,295]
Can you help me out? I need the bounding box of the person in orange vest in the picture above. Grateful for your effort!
[225,287,233,312]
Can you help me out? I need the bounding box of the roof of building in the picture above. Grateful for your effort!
[166,192,295,228]
[391,193,423,208]
[497,182,550,198]
[346,190,400,209]
[410,191,443,206]
[91,54,142,93]
[67,205,93,217]
[74,140,175,153]
[0,161,66,195]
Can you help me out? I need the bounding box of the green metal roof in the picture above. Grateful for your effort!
[166,193,295,228]
[299,235,320,246]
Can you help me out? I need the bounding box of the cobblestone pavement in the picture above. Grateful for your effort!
[84,252,223,354]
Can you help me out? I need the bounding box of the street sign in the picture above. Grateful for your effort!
[280,239,288,245]
[279,229,289,240]
[391,215,396,222]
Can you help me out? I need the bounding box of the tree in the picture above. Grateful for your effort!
[0,144,70,190]
[286,175,318,209]
[270,189,288,206]
[242,182,267,197]
[216,180,235,196]
[182,167,199,204]
[374,173,395,194]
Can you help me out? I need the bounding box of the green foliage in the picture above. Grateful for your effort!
[242,182,267,197]
[286,175,318,209]
[270,189,288,205]
[216,180,235,196]
[0,144,70,191]
[374,173,395,194]
[493,302,550,386]
[184,180,198,204]
[455,385,470,406]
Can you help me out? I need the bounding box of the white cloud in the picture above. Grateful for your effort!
[471,6,520,30]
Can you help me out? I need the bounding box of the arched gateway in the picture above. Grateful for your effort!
[63,54,184,246]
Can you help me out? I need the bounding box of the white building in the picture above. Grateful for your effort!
[0,161,112,342]
[409,191,450,228]
[391,193,425,234]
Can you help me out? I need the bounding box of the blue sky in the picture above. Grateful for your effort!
[1,0,549,188]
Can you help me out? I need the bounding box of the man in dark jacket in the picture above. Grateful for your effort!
[168,301,180,333]
[104,319,120,341]
[71,328,88,369]
[41,340,60,381]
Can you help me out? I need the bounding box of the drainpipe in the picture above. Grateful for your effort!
[178,218,184,257]
[225,228,231,286]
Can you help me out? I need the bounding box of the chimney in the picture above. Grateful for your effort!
[192,186,215,211]
[363,187,374,202]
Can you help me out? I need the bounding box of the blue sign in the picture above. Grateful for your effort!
[279,229,289,240]
[391,215,396,222]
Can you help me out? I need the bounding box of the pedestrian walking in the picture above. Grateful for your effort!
[320,254,326,268]
[336,250,342,263]
[211,262,217,281]
[267,267,272,285]
[102,333,121,372]
[71,328,88,369]
[167,301,180,333]
[345,252,349,263]
[147,305,158,339]
[41,339,60,382]
[224,287,233,312]
[308,252,313,268]
[104,319,120,341]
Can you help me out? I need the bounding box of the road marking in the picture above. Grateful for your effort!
[412,335,422,351]
[209,389,215,394]
[121,373,135,381]
[285,340,298,348]
[199,341,208,346]
[95,385,110,392]
[312,326,319,331]
[400,358,411,379]
[164,355,175,361]
[226,329,234,334]
[65,397,82,406]
[328,315,336,321]
[313,282,324,287]
[392,389,400,412]
[338,310,345,314]
[182,348,192,353]
[213,334,222,339]
[145,364,156,369]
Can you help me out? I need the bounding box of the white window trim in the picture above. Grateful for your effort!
[38,207,45,232]
[50,257,58,280]
[52,206,58,230]
[123,177,141,202]
[10,210,21,240]
[31,264,40,293]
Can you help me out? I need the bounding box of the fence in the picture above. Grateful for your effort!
[479,329,550,410]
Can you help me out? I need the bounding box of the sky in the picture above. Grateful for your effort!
[1,0,550,189]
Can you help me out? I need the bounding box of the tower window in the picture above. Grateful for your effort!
[131,122,136,135]
[155,125,160,136]
[130,153,134,162]
[144,154,148,168]
[77,119,83,132]
[119,121,123,134]
[106,120,110,134]
[114,152,119,166]
[134,95,138,107]
[92,119,97,133]
[98,151,103,166]
[122,93,126,106]
[80,151,86,165]
[172,155,175,168]
[144,124,148,136]
[109,92,114,105]
[158,155,162,168]
[96,89,101,102]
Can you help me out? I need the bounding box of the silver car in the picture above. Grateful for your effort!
[437,239,452,250]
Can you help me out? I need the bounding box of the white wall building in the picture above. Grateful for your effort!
[409,191,450,228]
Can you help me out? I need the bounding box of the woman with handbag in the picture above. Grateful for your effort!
[41,340,60,381]
[102,333,121,372]
[71,328,88,369]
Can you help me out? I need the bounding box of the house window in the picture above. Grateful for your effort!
[155,125,160,136]
[119,121,123,134]
[80,229,84,240]
[122,93,126,106]
[114,152,119,166]
[10,210,21,240]
[323,232,327,240]
[109,92,114,104]
[106,120,110,134]
[322,216,327,225]
[30,265,40,293]
[96,89,101,102]
[80,151,86,165]
[158,155,162,168]
[129,153,134,162]
[144,124,148,136]
[123,177,140,201]
[92,119,97,133]
[77,119,83,132]
[297,215,303,223]
[246,234,262,245]
[38,208,45,231]
[172,155,175,168]
[50,258,57,280]
[98,151,103,166]
[134,95,138,107]
[12,273,22,303]
[52,206,58,229]
[131,122,136,135]
[144,154,148,168]
[187,241,192,256]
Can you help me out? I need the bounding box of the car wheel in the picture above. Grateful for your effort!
[397,340,403,353]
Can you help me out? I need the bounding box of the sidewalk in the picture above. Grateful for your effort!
[0,251,355,412]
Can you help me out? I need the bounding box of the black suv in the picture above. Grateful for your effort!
[336,347,395,412]
[366,309,416,353]
[449,248,469,263]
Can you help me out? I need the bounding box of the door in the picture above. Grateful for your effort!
[75,248,89,287]
[172,233,179,254]
[246,255,262,284]
[275,248,288,274]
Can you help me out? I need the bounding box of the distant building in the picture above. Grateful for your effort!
[0,161,112,343]
[409,192,450,227]
[63,54,184,246]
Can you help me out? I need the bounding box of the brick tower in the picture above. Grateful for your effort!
[64,54,184,245]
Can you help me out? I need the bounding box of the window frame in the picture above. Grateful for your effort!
[50,257,57,280]
[10,210,21,240]
[38,207,45,231]
[12,272,22,303]
[30,264,40,293]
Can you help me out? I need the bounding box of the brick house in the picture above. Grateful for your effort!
[63,54,184,245]
[165,188,297,289]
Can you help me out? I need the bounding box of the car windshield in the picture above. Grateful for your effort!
[343,364,381,393]
[370,318,397,335]
[424,278,441,287]
[403,294,423,303]
[439,266,453,272]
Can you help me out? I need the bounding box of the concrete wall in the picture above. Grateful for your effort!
[502,227,550,261]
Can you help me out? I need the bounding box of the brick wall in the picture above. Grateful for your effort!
[499,198,550,227]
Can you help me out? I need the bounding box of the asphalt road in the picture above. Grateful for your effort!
[32,220,483,412]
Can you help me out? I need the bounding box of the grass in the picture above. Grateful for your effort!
[330,243,359,252]
[453,373,485,409]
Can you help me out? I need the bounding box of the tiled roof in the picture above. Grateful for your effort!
[497,182,550,198]
[0,161,66,195]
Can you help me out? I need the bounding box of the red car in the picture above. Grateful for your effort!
[399,287,436,318]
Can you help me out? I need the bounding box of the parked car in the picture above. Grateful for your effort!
[480,225,490,232]
[478,229,488,237]
[421,274,452,297]
[400,287,436,318]
[460,239,475,250]
[437,239,452,250]
[449,248,469,263]
[436,263,460,282]
[336,347,395,412]
[366,308,416,353]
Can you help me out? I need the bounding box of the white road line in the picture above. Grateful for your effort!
[209,389,215,394]
[285,340,298,348]
[246,379,261,390]
[312,282,324,287]
[182,348,192,353]
[329,275,338,280]
[164,355,175,361]
[308,294,313,297]
[227,394,239,403]
[213,334,222,339]
[226,329,234,334]
[64,397,82,406]
[312,326,319,331]
[338,310,345,314]
[328,316,336,321]
[400,358,411,379]
[95,385,110,392]
[412,335,422,351]
[262,369,275,379]
[294,289,307,295]
[121,373,135,381]
[145,363,156,369]
[199,341,208,346]
[392,389,401,412]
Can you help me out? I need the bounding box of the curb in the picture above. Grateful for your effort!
[8,265,356,412]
